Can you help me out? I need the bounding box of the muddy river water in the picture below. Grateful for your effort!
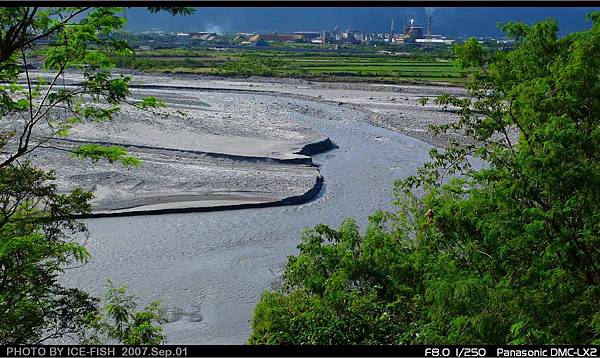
[62,85,436,344]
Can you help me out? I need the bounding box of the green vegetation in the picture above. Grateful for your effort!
[249,15,600,344]
[0,163,95,343]
[111,48,467,84]
[84,281,167,344]
[0,6,190,344]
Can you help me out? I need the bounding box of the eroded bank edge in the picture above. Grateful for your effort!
[70,137,335,218]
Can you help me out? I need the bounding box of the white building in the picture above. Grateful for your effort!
[415,38,455,45]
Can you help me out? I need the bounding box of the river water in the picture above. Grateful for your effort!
[63,92,434,344]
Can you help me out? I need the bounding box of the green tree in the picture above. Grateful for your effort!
[249,14,600,345]
[0,7,191,343]
[83,281,167,345]
[0,163,94,343]
[249,216,418,344]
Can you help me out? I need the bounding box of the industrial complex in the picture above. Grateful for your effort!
[130,15,514,50]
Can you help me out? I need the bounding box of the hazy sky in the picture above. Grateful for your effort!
[124,7,599,37]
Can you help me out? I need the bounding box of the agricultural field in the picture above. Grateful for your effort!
[111,47,468,85]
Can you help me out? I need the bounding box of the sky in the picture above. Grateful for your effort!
[124,7,599,37]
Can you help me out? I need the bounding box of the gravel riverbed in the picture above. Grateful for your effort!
[7,72,464,343]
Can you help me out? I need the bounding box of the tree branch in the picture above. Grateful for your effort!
[21,48,34,122]
[22,8,89,50]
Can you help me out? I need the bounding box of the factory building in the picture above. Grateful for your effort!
[415,38,455,45]
[249,32,320,43]
[190,32,222,42]
[319,29,366,45]
[249,33,304,42]
[175,33,190,44]
[403,18,424,43]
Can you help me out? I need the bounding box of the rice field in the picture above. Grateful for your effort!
[114,47,467,84]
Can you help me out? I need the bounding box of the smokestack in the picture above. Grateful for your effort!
[389,18,394,43]
[428,15,432,38]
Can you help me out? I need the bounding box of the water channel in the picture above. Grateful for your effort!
[64,89,434,344]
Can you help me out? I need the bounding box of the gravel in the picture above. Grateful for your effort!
[3,72,467,214]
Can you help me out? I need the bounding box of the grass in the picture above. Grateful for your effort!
[113,47,468,85]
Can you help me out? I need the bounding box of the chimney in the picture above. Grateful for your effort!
[428,15,432,38]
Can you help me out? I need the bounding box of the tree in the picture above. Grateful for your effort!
[0,7,192,343]
[249,14,600,345]
[0,163,95,343]
[249,217,418,344]
[83,281,167,345]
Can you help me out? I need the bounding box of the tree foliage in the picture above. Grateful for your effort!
[83,281,167,345]
[249,216,418,344]
[249,15,600,345]
[0,163,94,343]
[0,7,188,169]
[0,6,192,343]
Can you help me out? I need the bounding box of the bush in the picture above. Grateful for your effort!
[249,14,600,345]
[249,217,417,344]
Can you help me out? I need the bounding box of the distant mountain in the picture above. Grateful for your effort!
[124,7,599,37]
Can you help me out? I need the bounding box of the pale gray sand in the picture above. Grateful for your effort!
[30,71,468,147]
[24,71,464,215]
[31,142,321,213]
[69,111,434,344]
[9,73,466,343]
[54,74,460,344]
[12,80,340,214]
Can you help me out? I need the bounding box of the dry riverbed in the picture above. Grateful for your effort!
[10,72,464,216]
[5,72,469,343]
[29,72,461,344]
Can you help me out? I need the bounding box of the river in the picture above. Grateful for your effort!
[62,87,435,344]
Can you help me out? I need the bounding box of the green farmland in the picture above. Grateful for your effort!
[113,48,467,85]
